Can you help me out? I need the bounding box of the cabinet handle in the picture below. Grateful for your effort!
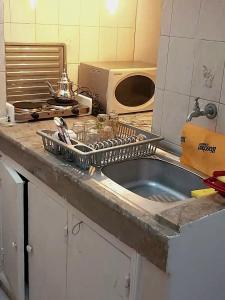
[11,242,17,249]
[125,275,130,297]
[26,245,33,253]
[72,221,83,236]
[64,225,68,237]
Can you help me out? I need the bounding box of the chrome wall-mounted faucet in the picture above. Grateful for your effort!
[186,97,217,122]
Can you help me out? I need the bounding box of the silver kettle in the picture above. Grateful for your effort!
[46,69,75,102]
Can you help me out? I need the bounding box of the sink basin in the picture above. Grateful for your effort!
[102,158,206,202]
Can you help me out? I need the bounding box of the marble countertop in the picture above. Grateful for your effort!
[119,112,153,131]
[0,113,225,272]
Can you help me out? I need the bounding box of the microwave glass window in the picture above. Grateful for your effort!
[115,75,155,107]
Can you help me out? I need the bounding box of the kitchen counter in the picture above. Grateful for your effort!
[0,113,225,272]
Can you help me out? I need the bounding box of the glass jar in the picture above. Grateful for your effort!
[96,114,109,130]
[109,112,119,137]
[72,121,85,141]
[85,127,100,146]
[100,125,114,140]
[85,119,97,132]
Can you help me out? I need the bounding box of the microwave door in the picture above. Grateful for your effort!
[115,75,155,107]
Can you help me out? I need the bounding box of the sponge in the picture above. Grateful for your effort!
[217,176,225,183]
[191,188,217,198]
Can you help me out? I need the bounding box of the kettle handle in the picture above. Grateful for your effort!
[46,81,56,97]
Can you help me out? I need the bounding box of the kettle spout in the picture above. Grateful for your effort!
[46,81,56,98]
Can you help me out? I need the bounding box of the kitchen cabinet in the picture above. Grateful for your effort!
[27,183,67,300]
[28,183,134,300]
[0,161,25,300]
[67,211,132,300]
[0,157,165,300]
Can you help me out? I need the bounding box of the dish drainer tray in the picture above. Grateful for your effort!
[37,122,163,170]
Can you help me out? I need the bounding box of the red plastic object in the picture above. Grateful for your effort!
[204,171,225,196]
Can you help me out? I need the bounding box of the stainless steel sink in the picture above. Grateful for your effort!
[102,158,206,202]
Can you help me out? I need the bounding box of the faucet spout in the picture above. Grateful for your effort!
[186,97,217,122]
[186,111,202,122]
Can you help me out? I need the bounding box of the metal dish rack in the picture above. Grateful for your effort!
[37,122,163,170]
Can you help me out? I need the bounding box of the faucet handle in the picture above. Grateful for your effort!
[194,97,200,109]
[204,103,218,119]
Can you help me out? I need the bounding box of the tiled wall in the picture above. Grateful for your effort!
[0,0,6,117]
[152,0,225,149]
[134,0,161,65]
[3,0,138,84]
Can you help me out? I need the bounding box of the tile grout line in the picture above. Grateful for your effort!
[160,0,175,137]
[132,0,139,62]
[187,0,203,118]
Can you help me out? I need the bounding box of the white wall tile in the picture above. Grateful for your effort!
[59,0,80,26]
[216,104,225,135]
[100,0,118,27]
[220,71,225,105]
[160,0,173,36]
[99,27,117,61]
[0,71,6,96]
[198,0,225,42]
[0,23,4,53]
[36,0,59,25]
[0,71,6,116]
[171,0,201,38]
[36,24,59,42]
[134,0,161,65]
[191,40,225,102]
[156,35,169,89]
[10,0,35,23]
[79,27,99,62]
[0,52,5,71]
[3,0,10,23]
[165,37,196,95]
[161,90,189,144]
[67,63,79,85]
[100,0,137,28]
[117,0,138,27]
[3,22,10,42]
[10,23,35,43]
[59,26,79,64]
[117,28,134,61]
[0,0,4,23]
[80,0,100,26]
[188,97,218,131]
[152,88,164,135]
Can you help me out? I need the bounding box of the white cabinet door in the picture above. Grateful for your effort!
[0,161,25,300]
[28,183,67,300]
[67,212,131,300]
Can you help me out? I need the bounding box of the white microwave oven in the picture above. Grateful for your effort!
[78,62,156,114]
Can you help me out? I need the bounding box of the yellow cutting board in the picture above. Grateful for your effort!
[180,123,225,176]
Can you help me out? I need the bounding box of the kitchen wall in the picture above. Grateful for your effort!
[134,0,161,65]
[152,0,225,149]
[3,0,139,85]
[3,0,162,86]
[0,0,6,118]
